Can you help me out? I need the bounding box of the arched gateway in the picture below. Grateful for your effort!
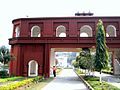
[9,16,120,77]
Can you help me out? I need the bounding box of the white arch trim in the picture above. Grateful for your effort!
[56,25,66,37]
[15,26,20,37]
[80,25,92,37]
[28,60,38,77]
[31,25,41,37]
[106,25,116,37]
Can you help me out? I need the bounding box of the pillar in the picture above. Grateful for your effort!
[44,44,50,78]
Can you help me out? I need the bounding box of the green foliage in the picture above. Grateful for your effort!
[95,19,109,72]
[0,46,11,65]
[0,76,24,82]
[0,70,8,78]
[76,48,94,70]
[0,78,33,90]
[0,76,43,90]
[72,60,79,68]
[75,68,84,74]
[56,67,62,74]
[84,76,120,90]
[32,76,43,83]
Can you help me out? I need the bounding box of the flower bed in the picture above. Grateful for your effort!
[0,76,43,90]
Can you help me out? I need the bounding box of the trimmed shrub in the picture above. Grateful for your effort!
[0,76,43,90]
[0,70,8,78]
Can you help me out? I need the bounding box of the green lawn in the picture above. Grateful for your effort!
[84,76,120,90]
[75,69,120,90]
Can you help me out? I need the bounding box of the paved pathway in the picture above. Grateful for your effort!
[42,69,88,90]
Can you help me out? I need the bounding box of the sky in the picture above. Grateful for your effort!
[0,0,120,48]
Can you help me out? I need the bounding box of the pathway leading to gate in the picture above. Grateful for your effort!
[42,69,88,90]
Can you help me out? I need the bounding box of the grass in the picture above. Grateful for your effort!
[102,69,113,75]
[83,76,120,90]
[0,76,24,83]
[75,68,120,90]
[75,68,84,74]
[56,67,62,75]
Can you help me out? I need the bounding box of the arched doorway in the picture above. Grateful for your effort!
[28,60,38,77]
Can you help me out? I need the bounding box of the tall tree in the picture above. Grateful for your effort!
[95,19,109,82]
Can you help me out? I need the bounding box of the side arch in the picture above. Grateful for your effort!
[106,25,116,37]
[15,26,20,37]
[28,60,38,77]
[31,25,41,37]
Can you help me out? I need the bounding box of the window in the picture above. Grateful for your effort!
[106,25,116,37]
[31,26,41,37]
[56,25,66,37]
[15,26,20,37]
[80,25,92,37]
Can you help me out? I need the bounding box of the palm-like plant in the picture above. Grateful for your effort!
[0,46,12,70]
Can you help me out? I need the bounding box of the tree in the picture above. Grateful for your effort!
[95,19,109,82]
[0,46,14,70]
[76,48,93,75]
[72,60,79,68]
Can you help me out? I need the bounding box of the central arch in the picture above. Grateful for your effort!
[56,25,66,37]
[80,25,92,37]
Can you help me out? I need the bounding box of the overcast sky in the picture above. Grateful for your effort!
[0,0,120,48]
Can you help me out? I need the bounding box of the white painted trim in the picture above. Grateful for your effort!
[28,60,38,77]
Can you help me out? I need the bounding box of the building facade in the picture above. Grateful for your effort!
[9,16,120,77]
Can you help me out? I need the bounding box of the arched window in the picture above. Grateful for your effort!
[28,60,38,77]
[106,25,116,37]
[15,26,20,37]
[80,25,92,37]
[31,26,41,37]
[56,25,66,37]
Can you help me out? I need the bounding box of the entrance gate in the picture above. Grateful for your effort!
[9,16,120,77]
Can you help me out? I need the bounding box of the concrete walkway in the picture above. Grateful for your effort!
[42,69,88,90]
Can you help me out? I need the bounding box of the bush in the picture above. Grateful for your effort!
[0,78,33,90]
[0,70,8,78]
[33,76,43,83]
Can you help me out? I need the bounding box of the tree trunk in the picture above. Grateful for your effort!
[100,70,102,83]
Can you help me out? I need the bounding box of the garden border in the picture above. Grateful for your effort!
[74,69,94,90]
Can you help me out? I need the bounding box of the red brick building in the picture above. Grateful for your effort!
[9,15,120,77]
